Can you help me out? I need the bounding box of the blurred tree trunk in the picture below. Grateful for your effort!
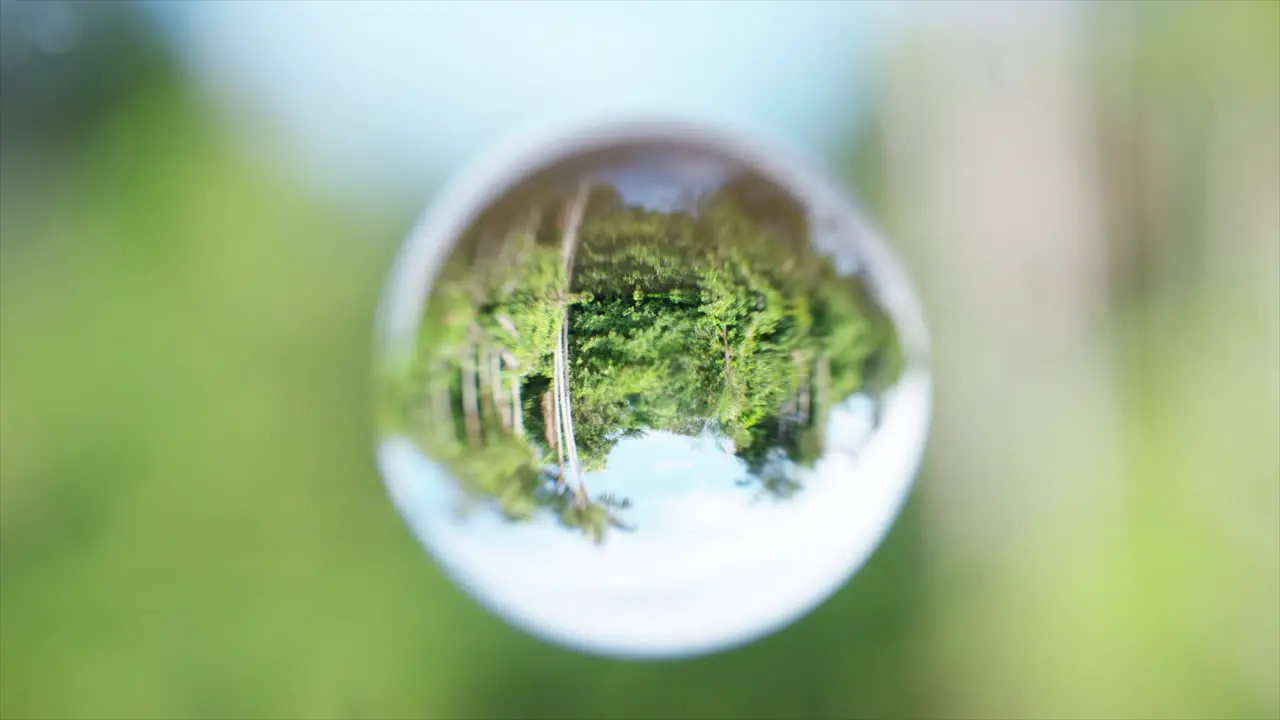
[877,4,1124,716]
[873,2,1278,717]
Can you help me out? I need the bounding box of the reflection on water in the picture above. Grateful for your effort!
[375,122,931,659]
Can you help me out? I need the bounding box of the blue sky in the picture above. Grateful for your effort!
[145,1,905,204]
[585,429,744,534]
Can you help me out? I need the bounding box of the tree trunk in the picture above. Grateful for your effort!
[815,353,831,437]
[561,182,589,282]
[796,351,812,426]
[572,482,589,511]
[780,393,798,440]
[557,182,590,499]
[477,344,495,424]
[548,384,565,483]
[512,376,524,437]
[490,350,508,429]
[460,351,481,447]
[554,318,582,489]
[542,390,557,451]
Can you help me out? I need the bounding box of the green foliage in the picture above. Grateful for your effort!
[403,174,904,520]
[562,184,902,480]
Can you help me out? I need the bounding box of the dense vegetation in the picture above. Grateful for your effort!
[399,171,904,543]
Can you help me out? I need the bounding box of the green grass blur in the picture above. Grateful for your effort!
[2,3,1276,718]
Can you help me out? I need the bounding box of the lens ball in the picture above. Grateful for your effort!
[374,118,931,660]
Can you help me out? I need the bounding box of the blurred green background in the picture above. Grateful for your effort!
[1,2,1276,718]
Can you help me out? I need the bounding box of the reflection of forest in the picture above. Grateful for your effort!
[404,169,904,543]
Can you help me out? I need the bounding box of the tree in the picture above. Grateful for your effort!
[398,169,907,542]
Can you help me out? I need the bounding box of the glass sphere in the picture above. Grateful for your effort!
[373,117,931,660]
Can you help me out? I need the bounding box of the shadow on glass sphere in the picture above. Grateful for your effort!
[374,118,931,661]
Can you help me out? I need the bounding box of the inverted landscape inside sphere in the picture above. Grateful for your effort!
[387,149,905,546]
